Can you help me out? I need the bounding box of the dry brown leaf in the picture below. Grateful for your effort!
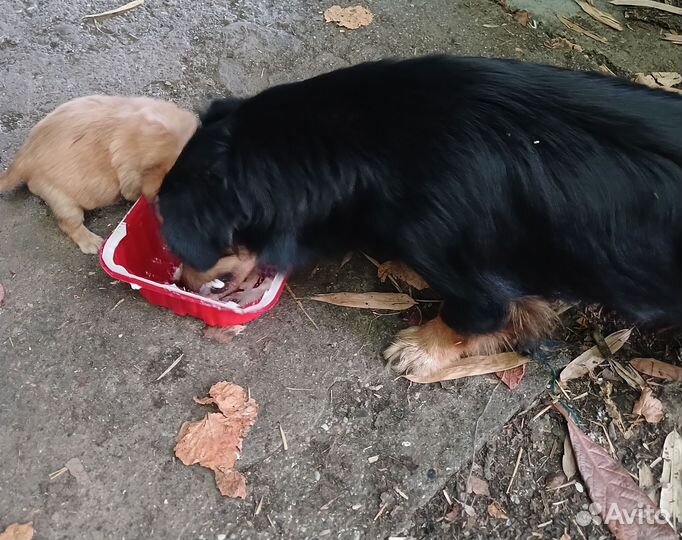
[633,387,664,424]
[487,501,508,520]
[513,10,530,26]
[609,359,646,390]
[610,0,682,15]
[201,325,246,344]
[444,504,461,522]
[630,358,682,382]
[496,364,526,390]
[651,72,682,87]
[556,405,677,540]
[575,0,623,31]
[601,383,627,432]
[545,470,569,489]
[544,37,584,52]
[0,523,34,540]
[634,73,682,95]
[604,396,626,433]
[82,0,143,19]
[638,462,658,503]
[377,260,429,290]
[0,283,4,306]
[660,430,682,529]
[467,475,490,497]
[559,15,608,43]
[323,5,373,30]
[193,381,253,416]
[560,328,632,382]
[562,434,578,480]
[663,32,682,45]
[175,381,258,498]
[310,292,416,311]
[405,352,529,384]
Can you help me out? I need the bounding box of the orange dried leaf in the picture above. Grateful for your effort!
[377,260,429,290]
[202,325,246,344]
[487,501,508,520]
[467,475,490,497]
[444,505,461,522]
[175,382,258,498]
[544,37,584,52]
[496,364,526,390]
[323,5,373,29]
[556,404,677,540]
[513,10,530,26]
[632,387,664,424]
[630,358,682,382]
[405,352,529,384]
[310,292,416,311]
[0,523,34,540]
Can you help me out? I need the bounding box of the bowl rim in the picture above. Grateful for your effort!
[99,199,286,315]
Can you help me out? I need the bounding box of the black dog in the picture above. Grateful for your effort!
[159,55,682,377]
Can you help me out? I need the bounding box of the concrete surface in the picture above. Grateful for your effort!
[1,1,680,539]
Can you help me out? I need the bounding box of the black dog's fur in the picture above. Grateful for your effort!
[159,55,682,337]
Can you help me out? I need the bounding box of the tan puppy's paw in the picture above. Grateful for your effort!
[73,228,104,254]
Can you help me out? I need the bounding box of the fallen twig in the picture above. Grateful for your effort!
[361,252,402,292]
[576,0,623,31]
[559,16,608,43]
[506,447,524,494]
[465,383,500,504]
[663,32,682,45]
[83,0,144,20]
[285,284,319,330]
[278,423,288,451]
[610,0,682,16]
[155,353,184,381]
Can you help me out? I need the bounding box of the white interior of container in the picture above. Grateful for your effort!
[101,220,285,315]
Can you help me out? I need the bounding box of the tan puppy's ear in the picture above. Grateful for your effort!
[140,164,167,201]
[136,108,197,201]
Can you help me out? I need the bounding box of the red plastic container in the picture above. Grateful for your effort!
[99,197,286,326]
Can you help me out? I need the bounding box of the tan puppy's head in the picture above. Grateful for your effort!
[132,106,199,201]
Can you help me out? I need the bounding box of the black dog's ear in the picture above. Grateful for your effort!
[199,97,243,126]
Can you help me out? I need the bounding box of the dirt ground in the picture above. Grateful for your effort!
[1,1,681,539]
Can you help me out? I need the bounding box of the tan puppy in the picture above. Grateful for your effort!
[0,95,198,253]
